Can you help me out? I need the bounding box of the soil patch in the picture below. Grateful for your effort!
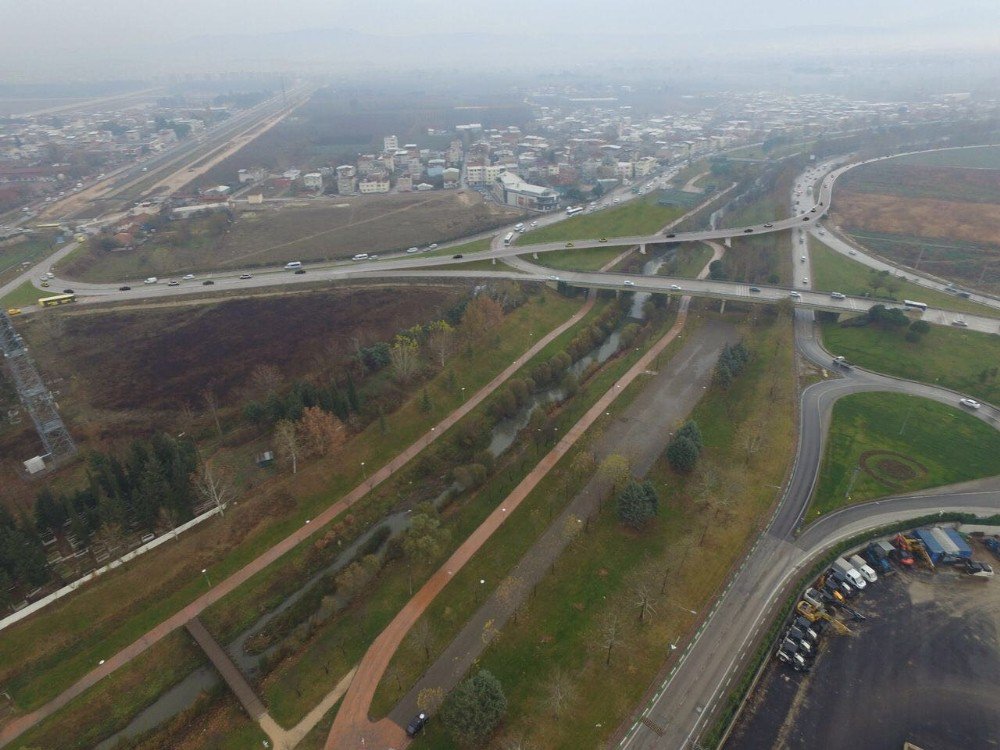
[858,450,927,489]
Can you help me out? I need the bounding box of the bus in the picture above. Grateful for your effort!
[38,293,76,307]
[903,299,928,311]
[565,206,584,216]
[503,232,515,246]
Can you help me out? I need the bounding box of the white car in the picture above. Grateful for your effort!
[623,280,635,286]
[406,247,419,254]
[182,274,195,280]
[831,292,846,300]
[959,398,981,410]
[670,284,681,291]
[239,273,253,280]
[848,250,857,256]
[547,275,560,281]
[789,291,802,298]
[428,243,438,250]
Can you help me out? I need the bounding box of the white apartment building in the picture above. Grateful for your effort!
[358,174,391,194]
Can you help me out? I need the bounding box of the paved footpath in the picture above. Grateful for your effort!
[0,292,596,749]
[324,244,727,749]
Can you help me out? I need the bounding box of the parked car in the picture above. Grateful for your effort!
[849,554,878,583]
[406,712,429,738]
[119,286,131,291]
[294,269,306,274]
[406,247,419,254]
[168,280,179,287]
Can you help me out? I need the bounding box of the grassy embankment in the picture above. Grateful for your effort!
[0,290,583,714]
[658,242,714,279]
[0,235,58,285]
[820,321,1000,406]
[809,237,998,317]
[1,281,44,309]
[809,392,1000,518]
[407,312,797,749]
[521,194,686,245]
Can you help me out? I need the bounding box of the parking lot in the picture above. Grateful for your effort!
[726,539,1000,750]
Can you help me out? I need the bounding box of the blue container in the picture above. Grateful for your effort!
[913,528,946,564]
[942,527,972,559]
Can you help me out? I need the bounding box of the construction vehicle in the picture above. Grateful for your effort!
[797,600,852,636]
[793,616,821,641]
[776,643,809,672]
[786,627,816,655]
[893,533,934,570]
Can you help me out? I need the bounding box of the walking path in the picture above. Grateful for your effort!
[0,294,594,749]
[324,244,726,749]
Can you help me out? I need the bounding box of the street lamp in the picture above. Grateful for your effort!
[361,461,367,480]
[201,568,212,587]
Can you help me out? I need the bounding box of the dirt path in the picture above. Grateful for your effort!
[0,295,594,749]
[683,171,710,193]
[323,243,727,749]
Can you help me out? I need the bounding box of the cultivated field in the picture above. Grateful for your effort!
[61,191,520,282]
[839,163,1000,203]
[892,144,1000,169]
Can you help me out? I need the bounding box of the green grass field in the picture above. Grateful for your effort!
[1,280,45,309]
[810,392,1000,517]
[521,194,685,245]
[657,243,714,279]
[892,145,1000,169]
[820,321,1000,405]
[0,235,57,282]
[420,237,493,258]
[532,245,632,272]
[808,237,999,317]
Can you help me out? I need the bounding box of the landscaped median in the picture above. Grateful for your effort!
[521,193,686,245]
[0,288,585,726]
[808,392,1000,518]
[375,312,797,748]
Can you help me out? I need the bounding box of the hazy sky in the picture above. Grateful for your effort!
[1,0,997,78]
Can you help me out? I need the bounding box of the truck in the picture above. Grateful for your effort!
[864,541,893,574]
[831,558,866,590]
[849,554,878,583]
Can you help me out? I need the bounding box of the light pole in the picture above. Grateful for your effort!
[201,568,212,587]
[361,461,367,481]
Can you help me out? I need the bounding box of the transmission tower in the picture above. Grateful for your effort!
[0,311,76,467]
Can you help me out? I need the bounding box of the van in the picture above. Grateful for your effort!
[352,254,369,261]
[285,261,303,270]
[832,558,866,590]
[144,277,158,284]
[514,223,524,232]
[849,554,878,583]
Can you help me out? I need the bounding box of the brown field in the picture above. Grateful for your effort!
[832,192,1000,246]
[839,163,1000,204]
[61,190,520,282]
[0,283,466,514]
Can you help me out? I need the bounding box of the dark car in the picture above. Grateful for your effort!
[202,280,215,286]
[119,285,131,291]
[802,217,810,221]
[294,268,306,274]
[743,228,753,233]
[749,286,761,293]
[665,233,676,238]
[406,712,429,738]
[452,254,463,259]
[63,288,74,294]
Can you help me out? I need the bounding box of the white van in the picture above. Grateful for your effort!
[352,253,369,261]
[285,261,303,270]
[832,558,866,590]
[144,277,158,284]
[849,554,878,583]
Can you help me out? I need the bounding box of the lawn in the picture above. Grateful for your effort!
[420,237,493,258]
[521,194,686,245]
[820,321,1000,405]
[404,314,797,749]
[809,392,1000,517]
[532,245,633,272]
[0,289,584,713]
[893,145,1000,169]
[0,235,57,284]
[657,242,714,279]
[1,280,44,309]
[808,237,999,317]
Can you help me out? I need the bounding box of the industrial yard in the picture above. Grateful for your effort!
[726,532,1000,750]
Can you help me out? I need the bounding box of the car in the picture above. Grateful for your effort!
[6,307,22,316]
[119,285,131,291]
[749,286,761,293]
[802,278,808,284]
[670,284,682,291]
[800,255,807,263]
[665,233,676,238]
[848,249,857,256]
[182,274,195,280]
[45,272,54,279]
[789,291,802,298]
[952,319,968,327]
[802,217,810,221]
[406,247,419,254]
[452,254,463,259]
[168,280,179,287]
[239,273,252,280]
[547,274,560,281]
[810,208,817,213]
[623,280,636,286]
[352,253,370,261]
[959,397,982,410]
[831,292,846,300]
[743,228,753,233]
[202,280,215,286]
[428,243,438,249]
[294,268,306,274]
[599,237,608,242]
[369,255,378,260]
[764,222,773,228]
[565,242,574,248]
[530,221,538,227]
[406,712,429,738]
[61,288,74,294]
[957,290,971,299]
[40,281,50,287]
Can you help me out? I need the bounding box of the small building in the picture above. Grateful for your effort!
[359,174,390,194]
[913,528,947,564]
[493,172,559,211]
[932,527,972,559]
[247,193,264,205]
[303,172,323,190]
[442,168,460,188]
[336,165,356,195]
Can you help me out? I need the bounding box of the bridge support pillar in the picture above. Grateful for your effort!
[492,257,497,265]
[725,237,732,248]
[639,243,646,255]
[719,299,726,314]
[533,252,539,260]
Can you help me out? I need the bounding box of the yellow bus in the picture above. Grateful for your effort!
[38,293,76,307]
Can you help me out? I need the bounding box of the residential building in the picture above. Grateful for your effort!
[358,173,391,194]
[442,168,460,188]
[336,165,356,195]
[383,134,399,151]
[303,173,323,190]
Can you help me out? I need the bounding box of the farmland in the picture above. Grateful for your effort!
[838,162,1000,203]
[891,145,1000,169]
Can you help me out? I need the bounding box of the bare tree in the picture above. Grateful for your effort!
[598,611,625,666]
[389,335,420,382]
[633,582,658,624]
[297,406,346,457]
[409,618,435,663]
[737,420,766,465]
[496,575,526,624]
[481,617,501,645]
[427,320,456,368]
[599,453,632,493]
[274,419,300,474]
[193,460,237,516]
[248,363,283,399]
[384,663,403,696]
[417,686,446,714]
[202,387,223,438]
[543,670,576,717]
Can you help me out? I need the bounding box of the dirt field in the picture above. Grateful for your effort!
[726,541,1000,750]
[839,163,1000,204]
[0,283,466,513]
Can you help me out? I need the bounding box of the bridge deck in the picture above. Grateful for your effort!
[185,617,266,719]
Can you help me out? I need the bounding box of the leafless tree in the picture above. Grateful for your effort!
[202,387,223,438]
[193,460,237,516]
[633,582,658,624]
[409,618,435,664]
[598,611,626,666]
[543,670,576,717]
[496,575,526,624]
[737,420,766,465]
[426,320,456,368]
[248,363,283,399]
[274,419,300,474]
[417,686,445,714]
[599,453,632,493]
